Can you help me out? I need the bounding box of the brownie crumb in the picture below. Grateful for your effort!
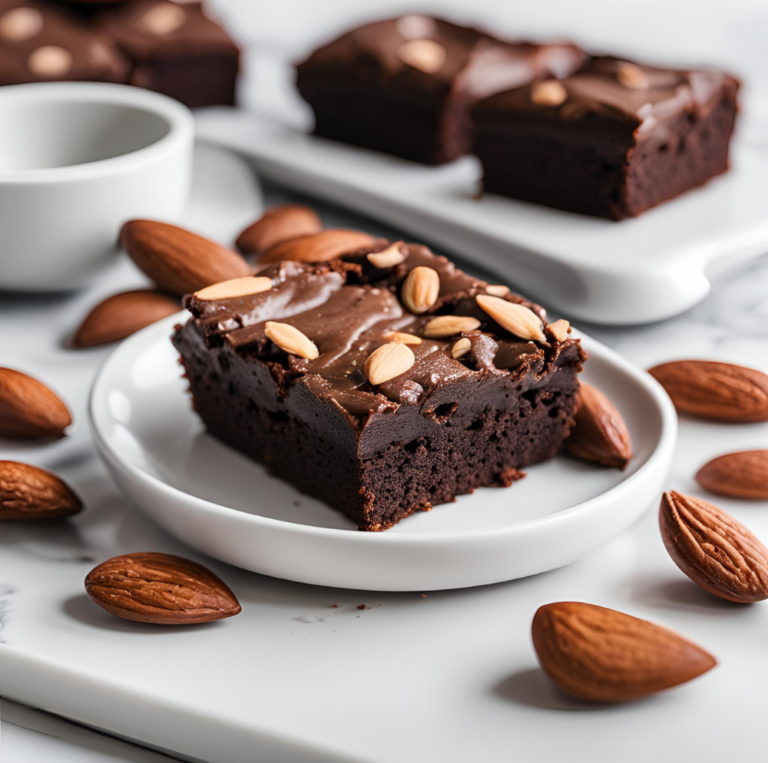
[357,604,367,610]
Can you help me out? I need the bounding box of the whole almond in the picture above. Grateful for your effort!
[402,266,440,314]
[397,38,447,73]
[451,337,472,359]
[564,383,632,469]
[660,491,768,603]
[476,295,545,342]
[384,331,422,345]
[648,360,768,422]
[696,450,768,499]
[367,242,406,269]
[0,368,71,439]
[485,284,510,297]
[532,601,716,702]
[194,276,272,302]
[235,205,322,255]
[264,322,319,360]
[259,230,377,264]
[120,220,251,297]
[365,342,415,385]
[423,315,481,338]
[0,461,82,520]
[617,62,649,89]
[72,290,180,348]
[85,552,241,625]
[530,80,568,106]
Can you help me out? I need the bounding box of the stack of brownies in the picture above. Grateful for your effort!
[0,0,239,107]
[296,15,740,219]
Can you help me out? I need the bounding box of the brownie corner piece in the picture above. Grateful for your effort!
[295,15,584,165]
[173,243,586,531]
[472,56,740,219]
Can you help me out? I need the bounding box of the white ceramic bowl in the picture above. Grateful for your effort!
[90,315,677,592]
[0,83,194,291]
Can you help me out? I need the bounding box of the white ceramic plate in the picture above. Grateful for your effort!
[89,313,676,591]
[195,108,768,325]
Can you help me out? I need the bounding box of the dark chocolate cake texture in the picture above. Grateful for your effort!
[173,238,587,531]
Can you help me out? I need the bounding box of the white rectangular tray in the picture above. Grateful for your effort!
[196,108,768,325]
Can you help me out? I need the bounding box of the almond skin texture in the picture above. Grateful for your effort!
[0,461,83,520]
[564,383,632,469]
[660,491,768,603]
[235,205,322,255]
[85,553,242,625]
[72,290,180,348]
[259,230,377,264]
[0,368,72,439]
[120,220,251,297]
[696,450,768,499]
[648,360,768,422]
[532,602,717,702]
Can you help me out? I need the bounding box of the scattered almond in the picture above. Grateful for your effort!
[367,242,406,269]
[648,360,768,422]
[547,319,570,343]
[264,322,319,360]
[695,450,768,500]
[451,337,472,359]
[485,284,510,297]
[235,205,322,255]
[0,461,82,520]
[0,368,71,440]
[397,39,447,73]
[564,383,632,469]
[259,230,377,264]
[194,276,272,301]
[120,220,251,297]
[476,295,545,342]
[72,290,179,348]
[402,266,440,314]
[85,552,241,625]
[617,62,649,89]
[660,491,768,603]
[530,80,568,107]
[532,601,716,701]
[365,342,415,385]
[385,331,422,345]
[424,315,481,338]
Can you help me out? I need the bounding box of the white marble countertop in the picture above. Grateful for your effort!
[3,1,768,760]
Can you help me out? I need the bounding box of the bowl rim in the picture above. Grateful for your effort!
[88,312,678,544]
[0,82,194,185]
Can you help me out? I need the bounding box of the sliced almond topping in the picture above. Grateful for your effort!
[547,319,570,343]
[28,45,72,77]
[141,4,187,35]
[0,7,43,41]
[384,331,423,345]
[485,284,510,297]
[367,242,406,269]
[402,266,439,315]
[364,342,415,386]
[264,322,319,360]
[451,337,472,360]
[530,80,567,107]
[617,63,649,90]
[476,295,545,342]
[194,276,272,301]
[423,315,481,338]
[397,39,447,74]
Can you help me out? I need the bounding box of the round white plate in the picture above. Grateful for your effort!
[90,314,676,591]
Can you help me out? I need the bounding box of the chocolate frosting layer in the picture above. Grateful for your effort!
[183,243,581,423]
[296,15,584,100]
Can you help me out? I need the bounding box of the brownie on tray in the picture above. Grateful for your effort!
[173,238,586,531]
[296,15,584,165]
[472,56,740,219]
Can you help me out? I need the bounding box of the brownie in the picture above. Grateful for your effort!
[173,240,586,531]
[472,56,740,219]
[98,0,239,108]
[296,15,584,165]
[0,0,129,85]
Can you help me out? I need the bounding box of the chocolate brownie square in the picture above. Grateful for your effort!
[173,238,586,531]
[472,56,740,219]
[296,15,584,165]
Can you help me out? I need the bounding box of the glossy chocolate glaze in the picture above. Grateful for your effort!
[183,243,578,423]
